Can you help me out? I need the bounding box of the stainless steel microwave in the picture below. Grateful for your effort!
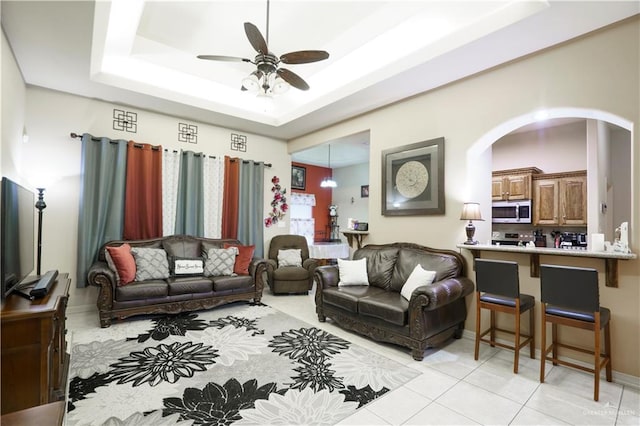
[491,200,532,224]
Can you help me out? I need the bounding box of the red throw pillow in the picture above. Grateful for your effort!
[105,243,136,285]
[223,243,255,275]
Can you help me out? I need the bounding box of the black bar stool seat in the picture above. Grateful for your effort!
[480,293,535,310]
[545,305,611,324]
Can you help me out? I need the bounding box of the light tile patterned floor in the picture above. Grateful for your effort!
[67,287,640,426]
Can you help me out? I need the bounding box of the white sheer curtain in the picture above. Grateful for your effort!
[162,150,181,236]
[290,193,316,244]
[203,156,224,238]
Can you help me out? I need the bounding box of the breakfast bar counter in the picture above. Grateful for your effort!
[456,244,636,288]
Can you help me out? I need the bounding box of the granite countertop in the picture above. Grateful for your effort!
[456,244,637,260]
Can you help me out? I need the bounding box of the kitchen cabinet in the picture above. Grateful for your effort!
[533,170,587,226]
[492,167,542,201]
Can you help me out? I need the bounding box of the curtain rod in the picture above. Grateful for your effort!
[70,132,271,166]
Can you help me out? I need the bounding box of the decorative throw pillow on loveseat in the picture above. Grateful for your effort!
[337,258,369,286]
[172,257,205,276]
[277,248,302,267]
[204,247,239,276]
[105,243,136,286]
[400,264,437,300]
[224,243,255,275]
[130,247,170,281]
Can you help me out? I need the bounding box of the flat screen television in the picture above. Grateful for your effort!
[1,176,35,300]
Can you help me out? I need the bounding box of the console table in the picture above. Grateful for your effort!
[341,230,369,249]
[1,274,71,414]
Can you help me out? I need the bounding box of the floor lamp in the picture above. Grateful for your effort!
[35,188,46,276]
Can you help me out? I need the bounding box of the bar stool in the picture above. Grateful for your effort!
[539,264,612,401]
[474,259,535,373]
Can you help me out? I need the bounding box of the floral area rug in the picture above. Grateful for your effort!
[67,303,420,425]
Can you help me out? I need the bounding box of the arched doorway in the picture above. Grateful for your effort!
[467,108,634,247]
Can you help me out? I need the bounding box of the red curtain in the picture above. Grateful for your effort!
[221,156,239,239]
[123,141,163,239]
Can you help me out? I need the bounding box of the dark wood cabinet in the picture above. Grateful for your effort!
[1,274,70,414]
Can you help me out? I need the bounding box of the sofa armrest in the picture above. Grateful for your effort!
[248,257,269,296]
[265,259,277,272]
[410,277,475,311]
[314,265,339,289]
[87,261,117,316]
[87,261,116,288]
[248,257,269,278]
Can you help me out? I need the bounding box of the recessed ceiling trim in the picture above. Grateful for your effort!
[91,0,547,129]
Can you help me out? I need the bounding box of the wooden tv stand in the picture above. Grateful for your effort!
[1,273,71,415]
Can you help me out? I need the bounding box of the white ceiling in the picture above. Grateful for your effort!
[2,1,638,152]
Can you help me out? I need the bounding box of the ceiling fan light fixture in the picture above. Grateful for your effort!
[241,71,261,92]
[270,74,289,94]
[197,0,329,96]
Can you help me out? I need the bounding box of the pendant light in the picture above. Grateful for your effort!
[320,144,337,188]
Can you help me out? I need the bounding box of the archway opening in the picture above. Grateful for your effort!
[467,107,634,249]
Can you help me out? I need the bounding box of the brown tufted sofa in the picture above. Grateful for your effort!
[314,242,474,360]
[88,235,268,327]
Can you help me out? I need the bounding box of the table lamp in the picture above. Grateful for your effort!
[460,202,483,245]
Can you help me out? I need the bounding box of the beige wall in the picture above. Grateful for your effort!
[492,121,587,173]
[289,18,640,378]
[1,29,27,180]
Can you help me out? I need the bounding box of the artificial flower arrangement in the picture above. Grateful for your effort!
[265,176,288,227]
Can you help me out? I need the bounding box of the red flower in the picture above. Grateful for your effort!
[271,176,279,184]
[265,217,272,227]
[281,203,288,212]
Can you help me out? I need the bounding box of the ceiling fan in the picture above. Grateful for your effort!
[197,0,329,95]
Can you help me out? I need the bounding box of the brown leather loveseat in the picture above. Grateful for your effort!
[315,242,474,360]
[88,235,267,327]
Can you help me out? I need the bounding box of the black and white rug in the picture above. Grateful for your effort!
[67,303,420,425]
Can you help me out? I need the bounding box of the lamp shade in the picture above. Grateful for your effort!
[460,202,483,221]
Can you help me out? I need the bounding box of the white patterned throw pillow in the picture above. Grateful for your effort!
[277,249,302,267]
[130,247,170,281]
[205,247,238,276]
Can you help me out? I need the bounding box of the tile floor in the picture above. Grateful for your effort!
[67,287,640,426]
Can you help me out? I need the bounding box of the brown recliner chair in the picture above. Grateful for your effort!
[266,235,318,294]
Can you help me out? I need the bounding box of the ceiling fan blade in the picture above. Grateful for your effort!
[197,55,252,63]
[280,50,329,64]
[277,68,310,91]
[244,22,268,55]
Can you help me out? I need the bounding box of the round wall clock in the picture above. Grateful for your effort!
[395,160,429,199]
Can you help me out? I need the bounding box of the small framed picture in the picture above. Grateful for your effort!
[361,185,369,198]
[291,165,306,190]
